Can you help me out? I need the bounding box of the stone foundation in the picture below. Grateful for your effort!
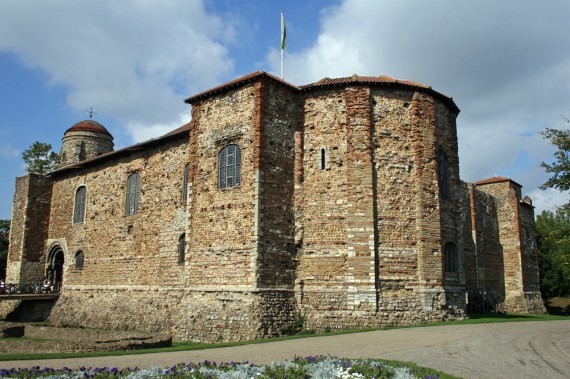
[47,286,297,342]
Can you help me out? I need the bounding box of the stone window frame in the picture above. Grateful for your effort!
[437,149,450,199]
[125,172,140,216]
[182,163,190,203]
[72,185,87,225]
[75,250,85,270]
[218,144,242,189]
[178,233,186,264]
[444,242,458,273]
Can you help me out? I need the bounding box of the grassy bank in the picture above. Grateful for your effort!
[0,312,567,362]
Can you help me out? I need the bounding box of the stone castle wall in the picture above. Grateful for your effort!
[45,137,191,335]
[296,86,465,332]
[47,137,189,288]
[7,174,53,284]
[187,84,257,290]
[461,180,545,313]
[462,184,506,307]
[6,73,544,342]
[185,80,298,339]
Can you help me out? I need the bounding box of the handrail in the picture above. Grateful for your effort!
[0,282,61,295]
[466,286,498,314]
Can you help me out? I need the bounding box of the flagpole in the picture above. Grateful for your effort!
[281,10,285,79]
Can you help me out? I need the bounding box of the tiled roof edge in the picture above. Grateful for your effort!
[184,71,300,104]
[300,74,460,114]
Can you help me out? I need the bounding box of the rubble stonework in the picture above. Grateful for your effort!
[6,71,545,342]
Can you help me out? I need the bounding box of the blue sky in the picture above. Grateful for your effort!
[1,0,569,219]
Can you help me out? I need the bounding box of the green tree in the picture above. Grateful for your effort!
[0,219,9,280]
[540,118,570,208]
[536,207,570,298]
[22,141,59,175]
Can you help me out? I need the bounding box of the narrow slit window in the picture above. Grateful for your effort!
[438,149,450,199]
[182,163,190,202]
[321,148,327,170]
[178,233,186,264]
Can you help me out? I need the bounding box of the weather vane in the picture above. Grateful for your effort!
[86,104,97,119]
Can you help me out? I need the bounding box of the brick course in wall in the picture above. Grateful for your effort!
[5,71,544,342]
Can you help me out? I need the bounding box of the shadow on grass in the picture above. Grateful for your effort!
[467,313,542,320]
[545,297,570,316]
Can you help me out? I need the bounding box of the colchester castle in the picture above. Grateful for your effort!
[4,71,545,342]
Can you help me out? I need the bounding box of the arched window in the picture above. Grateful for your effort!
[125,172,140,215]
[178,233,186,264]
[182,163,190,202]
[218,144,241,189]
[437,149,449,199]
[73,186,87,224]
[75,251,84,270]
[444,242,458,273]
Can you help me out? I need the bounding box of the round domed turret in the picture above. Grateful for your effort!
[60,120,114,166]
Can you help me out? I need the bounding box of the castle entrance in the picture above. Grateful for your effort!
[47,246,64,292]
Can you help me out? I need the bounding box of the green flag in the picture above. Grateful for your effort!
[281,12,286,50]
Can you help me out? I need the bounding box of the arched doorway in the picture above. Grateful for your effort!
[47,246,64,292]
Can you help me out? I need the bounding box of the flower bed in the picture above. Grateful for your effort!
[0,356,444,378]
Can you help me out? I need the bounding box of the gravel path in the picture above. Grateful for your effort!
[1,320,569,378]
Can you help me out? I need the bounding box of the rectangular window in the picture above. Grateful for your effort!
[125,172,140,215]
[218,144,241,189]
[73,186,86,224]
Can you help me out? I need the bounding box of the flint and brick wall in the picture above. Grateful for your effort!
[186,81,298,339]
[256,78,298,289]
[187,84,257,290]
[297,86,463,332]
[7,174,53,283]
[463,180,545,313]
[44,137,194,336]
[6,74,544,342]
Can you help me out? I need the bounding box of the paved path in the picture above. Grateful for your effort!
[1,320,569,378]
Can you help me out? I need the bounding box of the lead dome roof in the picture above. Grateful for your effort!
[64,120,113,138]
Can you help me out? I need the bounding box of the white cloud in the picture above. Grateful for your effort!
[268,0,570,210]
[528,188,570,214]
[0,0,234,141]
[126,113,191,143]
[0,144,19,159]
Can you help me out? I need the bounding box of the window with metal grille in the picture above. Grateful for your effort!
[125,172,140,215]
[218,144,241,189]
[73,186,87,224]
[438,149,450,199]
[444,242,458,273]
[182,163,190,202]
[178,233,186,264]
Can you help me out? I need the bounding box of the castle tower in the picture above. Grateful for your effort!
[60,120,114,166]
[470,176,545,313]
